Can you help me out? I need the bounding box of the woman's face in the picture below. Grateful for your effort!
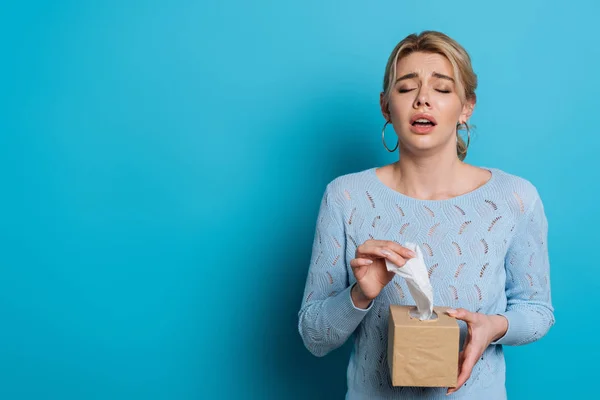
[381,51,474,155]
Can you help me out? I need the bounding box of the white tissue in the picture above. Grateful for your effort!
[385,242,435,320]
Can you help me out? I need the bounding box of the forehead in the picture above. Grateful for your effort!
[396,52,453,77]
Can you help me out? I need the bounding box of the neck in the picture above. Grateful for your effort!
[393,150,466,201]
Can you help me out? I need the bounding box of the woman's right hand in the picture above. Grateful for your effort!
[350,240,416,303]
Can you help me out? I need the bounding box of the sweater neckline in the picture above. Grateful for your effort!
[367,166,498,204]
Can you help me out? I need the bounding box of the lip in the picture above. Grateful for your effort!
[410,113,438,125]
[409,123,436,135]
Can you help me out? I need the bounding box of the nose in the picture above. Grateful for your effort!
[413,87,431,109]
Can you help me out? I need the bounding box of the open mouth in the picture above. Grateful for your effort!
[411,119,437,127]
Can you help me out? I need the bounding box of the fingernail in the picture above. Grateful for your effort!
[364,259,373,265]
[381,250,391,257]
[409,251,417,258]
[446,309,457,315]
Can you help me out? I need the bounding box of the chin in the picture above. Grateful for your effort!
[403,133,438,146]
[399,135,448,155]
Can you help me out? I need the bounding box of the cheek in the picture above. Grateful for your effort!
[434,98,464,122]
[388,97,412,118]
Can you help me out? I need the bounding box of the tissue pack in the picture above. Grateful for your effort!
[387,304,459,387]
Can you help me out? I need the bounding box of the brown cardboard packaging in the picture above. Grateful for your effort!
[387,305,459,387]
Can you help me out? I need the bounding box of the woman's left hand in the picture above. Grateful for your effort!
[445,308,508,395]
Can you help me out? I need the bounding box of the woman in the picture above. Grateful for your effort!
[297,31,554,399]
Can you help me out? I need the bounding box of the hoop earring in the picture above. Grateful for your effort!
[457,122,471,153]
[382,121,398,152]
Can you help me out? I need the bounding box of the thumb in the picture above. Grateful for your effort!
[446,308,477,323]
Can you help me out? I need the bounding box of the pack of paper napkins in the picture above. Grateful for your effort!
[385,242,459,387]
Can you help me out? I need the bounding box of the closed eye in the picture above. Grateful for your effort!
[398,88,451,93]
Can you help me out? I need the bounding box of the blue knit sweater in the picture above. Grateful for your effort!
[298,166,555,399]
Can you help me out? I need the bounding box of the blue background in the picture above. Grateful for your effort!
[1,1,597,399]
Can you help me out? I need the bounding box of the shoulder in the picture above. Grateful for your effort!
[489,167,543,214]
[323,167,375,202]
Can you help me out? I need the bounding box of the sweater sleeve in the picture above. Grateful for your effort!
[492,190,555,346]
[298,183,373,357]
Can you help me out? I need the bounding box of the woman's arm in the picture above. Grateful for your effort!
[492,188,555,346]
[297,183,372,357]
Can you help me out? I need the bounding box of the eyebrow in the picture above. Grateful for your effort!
[395,72,455,84]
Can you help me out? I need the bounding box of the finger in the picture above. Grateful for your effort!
[350,258,374,270]
[356,242,406,266]
[350,258,373,280]
[447,352,464,395]
[383,241,418,259]
[457,350,466,376]
[447,346,467,395]
[446,308,478,324]
[355,241,381,258]
[458,350,466,369]
[461,331,471,354]
[379,248,407,267]
[456,348,478,390]
[448,332,473,395]
[356,240,416,260]
[448,341,483,394]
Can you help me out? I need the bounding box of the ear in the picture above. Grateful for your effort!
[380,92,391,122]
[459,94,476,124]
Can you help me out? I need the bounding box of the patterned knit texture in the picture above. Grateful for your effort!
[298,167,555,400]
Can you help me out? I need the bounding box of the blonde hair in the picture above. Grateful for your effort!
[381,31,477,161]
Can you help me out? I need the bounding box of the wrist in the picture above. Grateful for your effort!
[351,283,372,309]
[489,314,509,342]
